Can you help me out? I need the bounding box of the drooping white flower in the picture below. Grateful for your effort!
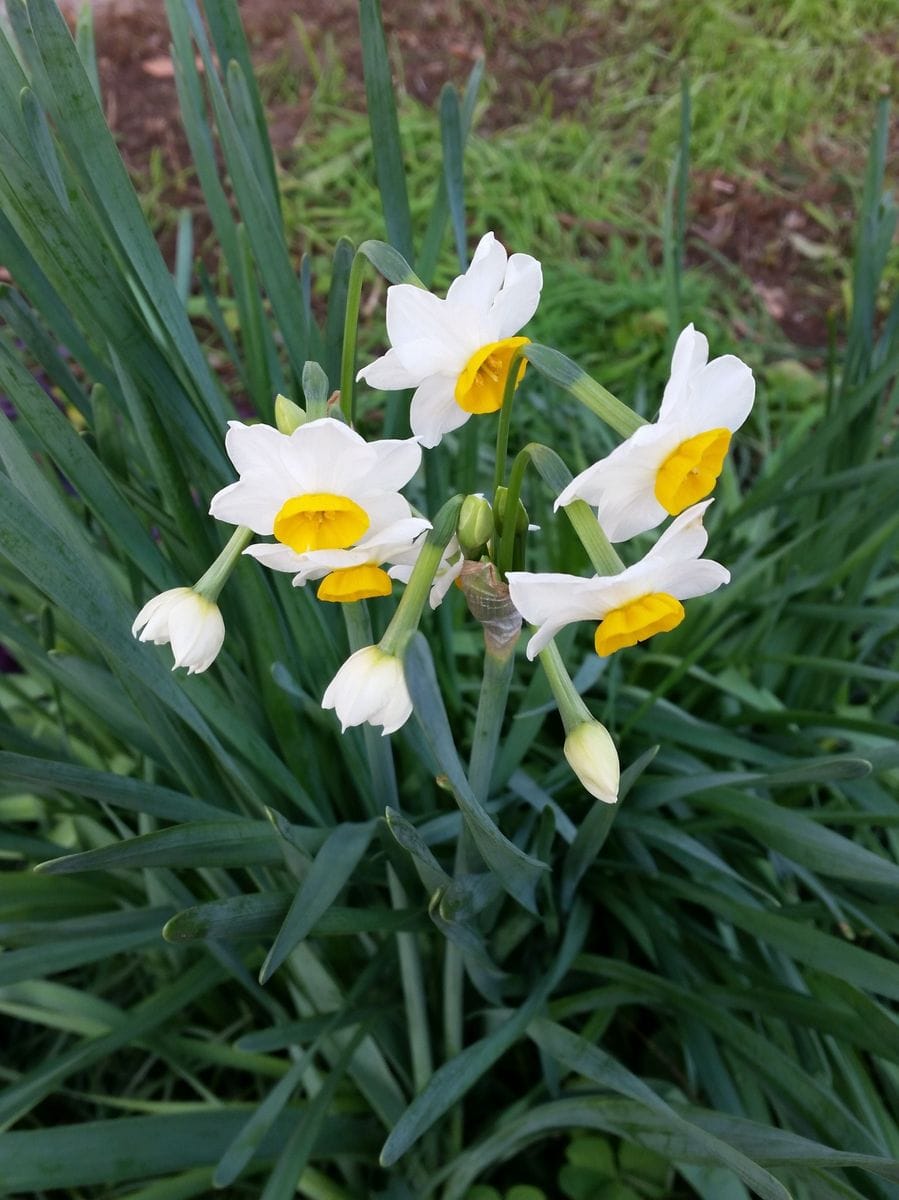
[556,325,755,542]
[132,587,225,675]
[564,721,620,805]
[322,645,412,735]
[209,417,423,603]
[357,232,543,448]
[388,535,464,609]
[508,501,729,659]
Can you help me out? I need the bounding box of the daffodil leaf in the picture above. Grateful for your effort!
[439,84,467,269]
[358,0,413,261]
[560,745,658,910]
[527,1019,791,1200]
[259,821,377,983]
[358,239,423,287]
[404,634,548,914]
[0,1111,376,1193]
[34,820,286,875]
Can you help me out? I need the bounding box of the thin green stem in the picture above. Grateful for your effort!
[562,500,625,576]
[468,642,517,803]
[491,345,527,500]
[380,495,464,656]
[339,248,366,426]
[538,639,592,733]
[497,447,531,578]
[193,525,254,600]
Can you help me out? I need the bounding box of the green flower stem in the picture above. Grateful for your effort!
[338,247,366,426]
[524,343,646,438]
[468,639,517,803]
[492,345,528,501]
[341,601,397,817]
[380,495,464,656]
[497,447,531,579]
[193,525,254,600]
[538,640,593,734]
[562,499,625,576]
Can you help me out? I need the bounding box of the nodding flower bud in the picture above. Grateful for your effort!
[564,720,620,805]
[457,494,494,559]
[274,393,306,435]
[494,485,530,536]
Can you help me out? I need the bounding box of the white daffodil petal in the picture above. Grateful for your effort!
[682,354,756,436]
[243,542,306,573]
[644,500,714,566]
[446,231,508,312]
[281,419,375,494]
[654,557,731,601]
[223,421,289,476]
[659,324,709,419]
[384,286,464,377]
[208,479,282,534]
[365,437,422,493]
[507,572,606,658]
[359,491,415,535]
[322,646,412,735]
[410,374,471,448]
[490,253,543,341]
[357,347,423,390]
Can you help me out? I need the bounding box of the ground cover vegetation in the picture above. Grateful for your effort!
[0,1,898,1198]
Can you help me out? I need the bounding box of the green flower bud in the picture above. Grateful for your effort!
[457,494,494,558]
[274,393,306,435]
[494,485,530,535]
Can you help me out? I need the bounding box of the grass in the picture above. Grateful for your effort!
[0,1,898,1198]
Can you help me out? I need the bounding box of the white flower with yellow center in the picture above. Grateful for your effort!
[508,501,729,659]
[246,517,431,602]
[556,325,755,542]
[322,645,412,735]
[209,417,422,603]
[132,587,225,675]
[357,232,543,448]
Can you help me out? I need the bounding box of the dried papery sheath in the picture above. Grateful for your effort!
[458,560,522,655]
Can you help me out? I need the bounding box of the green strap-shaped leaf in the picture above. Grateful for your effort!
[404,634,548,914]
[439,84,467,269]
[528,1019,791,1200]
[259,821,376,983]
[358,0,413,259]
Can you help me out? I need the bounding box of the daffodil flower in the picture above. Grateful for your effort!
[508,501,728,659]
[132,587,225,674]
[322,645,412,735]
[357,232,543,448]
[209,418,422,603]
[246,517,430,601]
[556,325,755,542]
[564,721,620,804]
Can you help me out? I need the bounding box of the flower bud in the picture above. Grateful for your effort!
[322,645,412,735]
[274,393,306,435]
[132,587,225,675]
[564,720,620,804]
[457,494,493,558]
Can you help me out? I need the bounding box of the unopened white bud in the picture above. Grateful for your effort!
[132,587,225,675]
[564,721,620,804]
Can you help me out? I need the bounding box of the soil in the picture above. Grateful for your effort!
[53,0,886,347]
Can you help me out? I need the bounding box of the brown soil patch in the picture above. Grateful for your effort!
[56,0,886,348]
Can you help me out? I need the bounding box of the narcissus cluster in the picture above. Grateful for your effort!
[132,232,754,801]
